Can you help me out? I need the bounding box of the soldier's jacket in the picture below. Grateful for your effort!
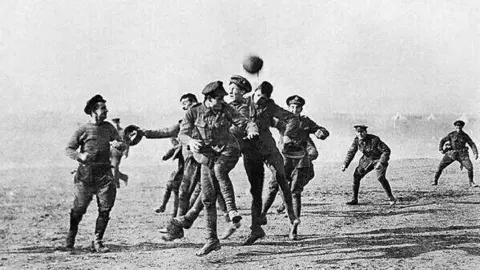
[178,102,258,159]
[439,131,478,156]
[344,134,390,168]
[243,96,300,155]
[273,116,328,168]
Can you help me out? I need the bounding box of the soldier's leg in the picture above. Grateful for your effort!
[375,163,396,204]
[174,192,204,229]
[214,154,240,221]
[189,180,202,208]
[242,151,266,245]
[459,154,476,186]
[433,154,455,185]
[177,157,201,217]
[262,157,293,220]
[156,170,177,213]
[92,173,117,253]
[264,151,300,241]
[347,165,370,205]
[65,181,94,250]
[291,167,309,218]
[196,164,221,256]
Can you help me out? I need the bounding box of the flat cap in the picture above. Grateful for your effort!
[84,94,106,115]
[229,75,252,93]
[286,95,305,106]
[202,81,228,97]
[453,120,465,127]
[256,81,273,97]
[353,125,368,132]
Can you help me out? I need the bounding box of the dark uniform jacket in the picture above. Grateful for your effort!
[243,96,299,155]
[344,134,390,168]
[439,131,478,156]
[178,102,258,161]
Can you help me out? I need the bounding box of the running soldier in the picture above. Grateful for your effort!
[341,125,396,206]
[262,95,329,239]
[432,120,479,187]
[62,94,126,253]
[241,81,301,245]
[178,81,258,256]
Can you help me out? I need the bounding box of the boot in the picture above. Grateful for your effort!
[91,212,110,253]
[195,239,221,257]
[276,204,286,214]
[161,219,184,241]
[62,210,83,251]
[347,181,360,205]
[119,172,129,186]
[289,218,301,240]
[242,228,266,246]
[219,221,241,240]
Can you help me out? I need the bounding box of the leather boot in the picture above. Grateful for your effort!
[91,212,110,253]
[65,210,83,250]
[195,238,221,256]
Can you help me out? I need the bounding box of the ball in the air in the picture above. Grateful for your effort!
[242,55,264,74]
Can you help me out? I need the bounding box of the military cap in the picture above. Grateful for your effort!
[256,81,273,97]
[286,95,305,106]
[202,81,228,97]
[229,75,252,93]
[84,94,106,115]
[353,125,368,132]
[111,118,120,123]
[453,120,465,127]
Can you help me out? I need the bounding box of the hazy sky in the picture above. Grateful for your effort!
[1,0,479,116]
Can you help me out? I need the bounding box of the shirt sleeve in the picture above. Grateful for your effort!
[344,138,358,168]
[144,123,180,139]
[376,137,391,164]
[268,102,299,138]
[65,126,83,162]
[178,109,196,146]
[226,105,258,136]
[465,134,478,156]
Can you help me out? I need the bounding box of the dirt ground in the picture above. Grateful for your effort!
[1,158,480,269]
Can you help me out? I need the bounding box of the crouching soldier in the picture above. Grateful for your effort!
[341,125,396,206]
[61,94,126,253]
[178,81,259,256]
[432,120,479,187]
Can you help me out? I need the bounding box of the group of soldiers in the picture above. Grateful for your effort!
[60,75,478,256]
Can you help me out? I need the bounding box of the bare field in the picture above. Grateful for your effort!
[1,158,480,269]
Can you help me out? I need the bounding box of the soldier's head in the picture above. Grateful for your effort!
[454,120,465,132]
[179,93,198,111]
[286,95,305,116]
[202,81,227,111]
[354,125,368,140]
[253,81,273,104]
[229,75,252,102]
[84,94,108,123]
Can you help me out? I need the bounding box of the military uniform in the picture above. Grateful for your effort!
[240,82,301,244]
[64,94,126,252]
[433,120,478,186]
[263,95,329,221]
[178,81,258,256]
[343,125,395,205]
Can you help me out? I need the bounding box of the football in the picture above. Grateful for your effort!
[242,55,264,74]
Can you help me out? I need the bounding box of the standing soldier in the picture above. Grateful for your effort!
[110,118,129,188]
[432,120,479,187]
[241,81,301,245]
[62,94,126,253]
[262,95,329,239]
[341,125,396,206]
[178,81,258,256]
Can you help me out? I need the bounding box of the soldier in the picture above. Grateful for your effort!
[139,93,199,218]
[341,125,396,206]
[110,118,129,188]
[241,81,301,245]
[178,81,258,256]
[262,95,329,239]
[432,120,479,187]
[62,94,126,253]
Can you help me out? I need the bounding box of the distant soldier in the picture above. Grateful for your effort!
[62,94,126,253]
[262,95,329,238]
[178,81,258,256]
[110,118,129,188]
[432,120,479,187]
[341,125,396,206]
